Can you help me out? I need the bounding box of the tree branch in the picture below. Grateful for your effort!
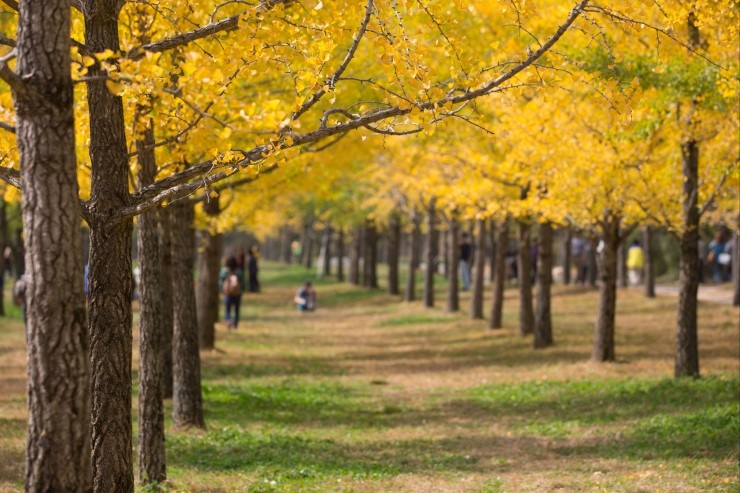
[0,166,21,189]
[0,0,17,12]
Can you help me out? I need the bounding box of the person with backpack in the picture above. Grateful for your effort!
[219,255,246,329]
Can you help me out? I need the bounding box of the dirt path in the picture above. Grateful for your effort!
[655,284,736,305]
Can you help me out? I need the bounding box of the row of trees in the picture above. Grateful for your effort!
[0,0,736,491]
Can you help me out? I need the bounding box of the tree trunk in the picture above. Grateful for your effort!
[196,197,222,350]
[158,207,174,399]
[534,222,553,349]
[302,221,314,269]
[593,219,620,362]
[518,221,534,336]
[588,237,598,287]
[387,214,401,295]
[321,225,332,277]
[170,202,205,428]
[424,198,436,308]
[365,219,378,289]
[0,200,6,316]
[617,241,628,288]
[85,2,136,489]
[470,217,485,319]
[405,213,421,302]
[349,226,361,285]
[15,1,92,488]
[441,224,449,280]
[281,226,292,264]
[336,228,345,282]
[675,137,700,377]
[731,229,740,306]
[446,218,460,312]
[135,124,166,484]
[562,228,572,285]
[489,220,508,329]
[643,226,655,298]
[488,217,496,284]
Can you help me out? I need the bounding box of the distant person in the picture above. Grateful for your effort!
[219,256,245,329]
[571,235,588,284]
[236,247,246,270]
[247,245,260,293]
[626,239,644,286]
[3,246,11,277]
[291,240,302,262]
[459,232,472,291]
[707,231,726,284]
[294,281,316,312]
[12,273,27,324]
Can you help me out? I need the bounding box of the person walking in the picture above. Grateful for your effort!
[459,232,472,291]
[219,255,245,329]
[626,239,644,286]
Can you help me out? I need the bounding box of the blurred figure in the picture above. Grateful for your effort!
[459,232,472,291]
[707,231,726,284]
[247,245,260,293]
[626,239,644,286]
[219,256,245,329]
[294,281,316,312]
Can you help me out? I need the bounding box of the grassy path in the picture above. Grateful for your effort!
[0,263,738,492]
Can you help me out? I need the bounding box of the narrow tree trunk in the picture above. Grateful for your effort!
[16,1,91,487]
[593,219,620,362]
[405,213,421,302]
[135,123,166,484]
[336,228,345,282]
[282,226,292,264]
[0,200,6,316]
[617,241,628,288]
[170,202,205,428]
[675,138,700,377]
[158,207,174,399]
[470,217,485,319]
[562,228,572,285]
[588,237,598,287]
[518,221,534,336]
[85,3,135,488]
[321,225,332,277]
[349,226,361,285]
[366,219,378,289]
[534,222,554,349]
[303,222,314,269]
[488,217,496,284]
[196,197,222,350]
[441,225,449,280]
[731,229,740,306]
[489,220,508,329]
[643,226,656,298]
[446,218,460,312]
[387,214,401,295]
[424,198,436,308]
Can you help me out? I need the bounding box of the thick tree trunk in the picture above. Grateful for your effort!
[643,226,655,298]
[405,213,421,302]
[489,220,508,329]
[562,228,572,285]
[170,202,205,428]
[387,214,401,295]
[336,228,345,282]
[424,199,436,308]
[446,218,460,312]
[470,217,485,319]
[85,3,136,489]
[196,197,222,350]
[534,222,554,349]
[349,226,361,285]
[135,124,166,484]
[675,137,700,377]
[15,1,91,488]
[593,219,620,362]
[158,207,174,399]
[365,219,378,289]
[518,221,534,336]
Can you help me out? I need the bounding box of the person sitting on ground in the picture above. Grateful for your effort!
[294,281,317,312]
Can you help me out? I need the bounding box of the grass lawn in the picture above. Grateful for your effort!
[0,263,738,492]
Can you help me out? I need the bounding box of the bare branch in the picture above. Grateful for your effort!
[0,121,14,134]
[0,166,20,189]
[0,34,14,47]
[0,0,17,12]
[0,49,27,98]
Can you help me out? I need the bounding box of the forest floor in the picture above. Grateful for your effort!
[0,263,738,492]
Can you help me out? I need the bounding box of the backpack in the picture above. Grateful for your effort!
[223,273,241,296]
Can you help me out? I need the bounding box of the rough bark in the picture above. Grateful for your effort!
[405,213,421,302]
[135,124,166,484]
[518,221,534,336]
[643,226,655,298]
[446,218,460,312]
[85,2,136,489]
[387,213,401,295]
[489,220,508,329]
[15,1,92,488]
[170,202,205,428]
[349,226,361,285]
[534,222,553,349]
[336,228,345,282]
[196,197,222,350]
[562,228,572,285]
[424,198,436,308]
[470,217,485,319]
[593,218,620,362]
[158,207,174,399]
